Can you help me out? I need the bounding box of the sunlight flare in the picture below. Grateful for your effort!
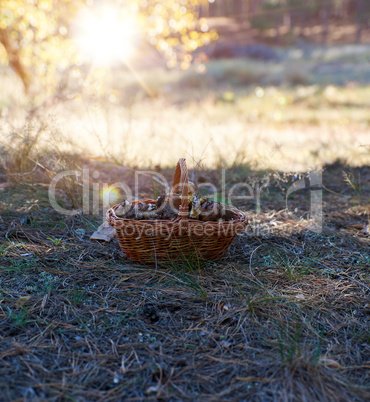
[73,4,141,66]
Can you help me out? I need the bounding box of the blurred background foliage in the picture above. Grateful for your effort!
[0,0,79,94]
[0,0,217,96]
[1,0,369,97]
[0,0,369,169]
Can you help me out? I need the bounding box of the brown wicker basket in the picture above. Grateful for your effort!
[106,158,248,264]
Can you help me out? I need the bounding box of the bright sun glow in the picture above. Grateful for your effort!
[73,4,140,66]
[101,186,120,206]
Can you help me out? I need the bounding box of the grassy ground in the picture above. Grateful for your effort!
[1,43,370,171]
[0,40,369,400]
[0,156,369,400]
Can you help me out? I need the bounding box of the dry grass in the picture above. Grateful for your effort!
[1,89,369,173]
[0,158,369,401]
[2,47,370,171]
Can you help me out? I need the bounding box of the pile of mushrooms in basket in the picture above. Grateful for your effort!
[90,180,240,242]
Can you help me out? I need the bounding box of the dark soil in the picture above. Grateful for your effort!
[0,160,369,401]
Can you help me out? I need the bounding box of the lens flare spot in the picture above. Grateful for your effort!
[101,187,120,206]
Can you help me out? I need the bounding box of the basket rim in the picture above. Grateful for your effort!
[106,201,248,228]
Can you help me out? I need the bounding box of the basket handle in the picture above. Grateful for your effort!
[171,158,189,220]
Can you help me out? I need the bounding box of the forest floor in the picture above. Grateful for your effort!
[0,157,369,401]
[0,29,370,400]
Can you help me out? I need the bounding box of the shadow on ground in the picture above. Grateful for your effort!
[0,161,369,400]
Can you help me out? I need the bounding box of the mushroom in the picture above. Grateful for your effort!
[189,195,208,219]
[115,200,131,217]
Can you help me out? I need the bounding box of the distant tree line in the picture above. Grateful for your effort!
[199,0,370,43]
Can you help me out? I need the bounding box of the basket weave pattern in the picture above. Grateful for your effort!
[107,159,248,264]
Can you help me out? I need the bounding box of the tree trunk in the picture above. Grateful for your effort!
[355,0,364,43]
[0,28,29,93]
[321,0,330,44]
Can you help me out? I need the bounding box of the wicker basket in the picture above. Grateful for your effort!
[106,158,248,264]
